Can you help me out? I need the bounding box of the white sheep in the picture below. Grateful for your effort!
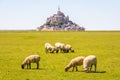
[65,56,85,72]
[63,44,74,53]
[45,42,58,53]
[21,55,40,69]
[83,55,97,72]
[55,42,65,53]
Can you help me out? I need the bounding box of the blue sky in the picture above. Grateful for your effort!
[0,0,120,30]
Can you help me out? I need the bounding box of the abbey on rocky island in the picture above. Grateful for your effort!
[36,7,85,31]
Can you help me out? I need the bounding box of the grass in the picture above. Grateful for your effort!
[0,31,120,80]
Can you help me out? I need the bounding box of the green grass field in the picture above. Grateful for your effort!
[0,31,120,80]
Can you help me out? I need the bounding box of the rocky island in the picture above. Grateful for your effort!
[36,8,85,31]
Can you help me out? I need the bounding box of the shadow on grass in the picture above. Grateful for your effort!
[24,67,47,70]
[85,71,106,73]
[68,70,106,73]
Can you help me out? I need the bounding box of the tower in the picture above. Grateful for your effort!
[58,5,60,11]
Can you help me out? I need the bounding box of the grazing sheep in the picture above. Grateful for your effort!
[83,55,97,72]
[63,44,74,53]
[21,55,40,69]
[45,42,51,53]
[65,56,85,72]
[55,42,65,53]
[45,42,58,53]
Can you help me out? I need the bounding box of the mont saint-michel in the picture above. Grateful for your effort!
[36,8,85,31]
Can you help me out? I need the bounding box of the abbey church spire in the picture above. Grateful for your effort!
[58,5,60,11]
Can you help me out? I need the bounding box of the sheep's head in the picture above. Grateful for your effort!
[21,64,24,69]
[65,65,71,72]
[71,49,74,52]
[65,67,69,72]
[71,48,74,52]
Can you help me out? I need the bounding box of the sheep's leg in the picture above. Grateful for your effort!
[50,50,54,53]
[67,49,69,53]
[27,64,28,69]
[63,49,65,53]
[64,49,69,53]
[76,67,78,71]
[90,64,93,72]
[56,49,59,53]
[29,63,31,69]
[56,50,58,53]
[61,48,64,53]
[37,63,39,69]
[72,67,75,71]
[94,64,97,72]
[60,49,62,53]
[49,48,53,53]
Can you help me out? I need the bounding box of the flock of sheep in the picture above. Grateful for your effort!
[45,42,74,53]
[21,42,97,72]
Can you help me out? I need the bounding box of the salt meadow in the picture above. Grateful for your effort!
[0,31,120,80]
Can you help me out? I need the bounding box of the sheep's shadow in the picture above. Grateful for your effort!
[68,70,106,73]
[32,68,47,70]
[24,68,47,70]
[86,71,106,73]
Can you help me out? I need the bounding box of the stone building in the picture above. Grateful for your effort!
[36,7,85,31]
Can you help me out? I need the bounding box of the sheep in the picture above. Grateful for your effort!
[45,42,58,53]
[63,44,74,53]
[83,55,97,72]
[21,55,40,69]
[65,56,85,72]
[55,42,65,53]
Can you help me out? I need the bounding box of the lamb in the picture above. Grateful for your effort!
[63,44,74,53]
[83,55,97,72]
[55,42,65,53]
[21,55,40,69]
[45,42,58,53]
[65,56,85,72]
